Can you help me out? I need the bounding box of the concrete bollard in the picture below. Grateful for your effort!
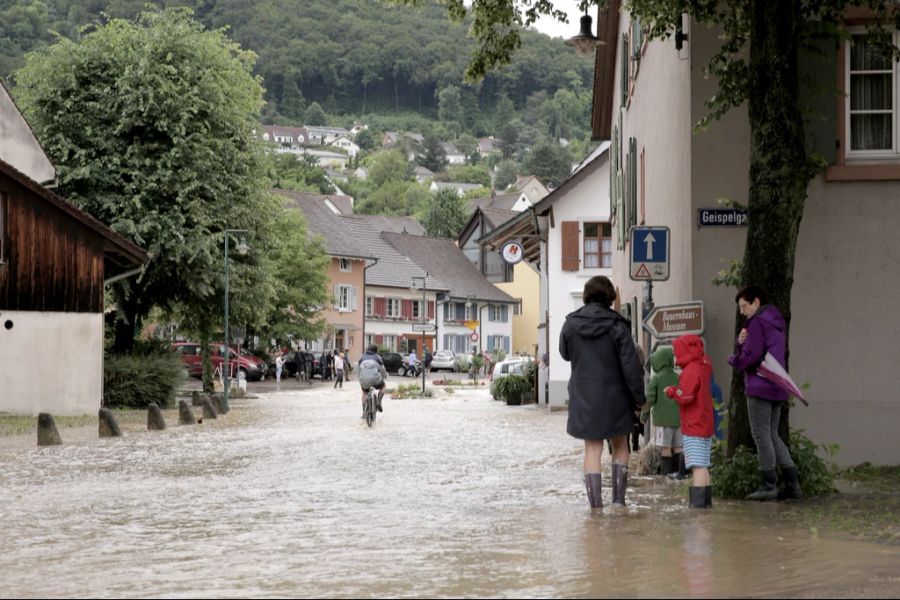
[202,397,218,420]
[191,391,202,406]
[37,412,63,446]
[178,400,196,425]
[147,403,167,431]
[210,394,226,415]
[99,407,123,438]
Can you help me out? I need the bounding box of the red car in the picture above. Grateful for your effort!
[172,342,266,381]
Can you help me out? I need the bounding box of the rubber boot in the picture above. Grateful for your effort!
[659,456,675,476]
[667,453,690,480]
[778,465,803,501]
[611,463,628,506]
[689,486,708,508]
[704,486,713,508]
[745,469,778,501]
[584,473,603,508]
[376,389,384,412]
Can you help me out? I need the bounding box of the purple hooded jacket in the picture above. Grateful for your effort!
[727,305,789,401]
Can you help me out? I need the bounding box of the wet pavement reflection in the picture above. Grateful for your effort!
[0,385,898,598]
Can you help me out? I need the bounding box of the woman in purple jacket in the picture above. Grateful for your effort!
[727,285,802,501]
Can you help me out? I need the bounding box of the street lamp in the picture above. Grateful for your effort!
[412,275,427,393]
[565,12,604,57]
[223,229,249,413]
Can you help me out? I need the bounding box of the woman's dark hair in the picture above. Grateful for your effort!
[367,344,378,354]
[583,276,617,307]
[735,284,767,305]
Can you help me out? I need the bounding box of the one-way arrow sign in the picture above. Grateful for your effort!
[630,226,670,281]
[643,301,705,338]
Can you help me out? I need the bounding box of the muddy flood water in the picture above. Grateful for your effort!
[1,385,898,598]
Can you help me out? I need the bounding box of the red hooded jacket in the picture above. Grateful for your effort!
[665,334,714,438]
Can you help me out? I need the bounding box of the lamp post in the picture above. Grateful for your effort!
[565,12,604,57]
[223,229,249,413]
[412,275,427,393]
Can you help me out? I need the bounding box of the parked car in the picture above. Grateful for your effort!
[430,350,460,372]
[489,356,533,399]
[172,342,266,381]
[378,351,404,375]
[282,350,319,379]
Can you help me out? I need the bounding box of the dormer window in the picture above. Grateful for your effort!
[339,258,351,272]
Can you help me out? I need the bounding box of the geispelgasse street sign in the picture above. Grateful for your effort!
[630,226,670,281]
[697,208,748,227]
[412,323,436,332]
[643,301,705,338]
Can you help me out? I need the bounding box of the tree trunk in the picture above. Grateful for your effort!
[111,285,141,354]
[727,0,808,457]
[199,315,214,394]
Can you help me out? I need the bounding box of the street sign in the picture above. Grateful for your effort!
[697,208,748,227]
[464,319,479,331]
[470,332,479,342]
[412,323,436,332]
[630,226,670,281]
[501,240,525,265]
[643,301,705,338]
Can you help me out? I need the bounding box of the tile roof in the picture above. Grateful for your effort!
[381,232,516,304]
[340,217,446,290]
[275,189,374,260]
[468,192,521,213]
[360,215,426,236]
[480,206,519,229]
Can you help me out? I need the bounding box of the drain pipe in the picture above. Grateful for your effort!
[362,257,379,351]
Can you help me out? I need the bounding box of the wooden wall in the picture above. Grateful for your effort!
[0,174,105,312]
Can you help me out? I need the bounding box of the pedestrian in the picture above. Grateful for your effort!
[334,352,345,388]
[407,349,417,377]
[560,276,646,508]
[295,349,305,382]
[640,345,682,476]
[727,285,802,501]
[275,352,284,383]
[343,349,352,381]
[325,351,334,381]
[664,334,715,508]
[423,347,433,375]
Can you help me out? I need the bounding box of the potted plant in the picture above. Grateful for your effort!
[499,374,530,406]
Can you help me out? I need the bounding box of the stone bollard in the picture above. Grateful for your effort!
[37,413,63,446]
[99,407,123,438]
[210,394,226,415]
[191,391,202,406]
[178,400,196,425]
[147,403,167,431]
[202,397,218,420]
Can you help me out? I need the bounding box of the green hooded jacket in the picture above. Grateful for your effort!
[641,346,681,428]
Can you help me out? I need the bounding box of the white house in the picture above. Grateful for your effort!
[430,181,484,197]
[442,142,467,165]
[330,135,360,158]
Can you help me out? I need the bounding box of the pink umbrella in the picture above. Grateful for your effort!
[757,352,808,406]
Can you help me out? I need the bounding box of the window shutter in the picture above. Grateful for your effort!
[629,137,638,230]
[376,335,384,347]
[502,305,508,322]
[503,336,510,354]
[428,301,435,319]
[375,297,386,316]
[333,285,340,308]
[561,221,580,271]
[621,34,629,106]
[350,286,358,311]
[402,299,412,318]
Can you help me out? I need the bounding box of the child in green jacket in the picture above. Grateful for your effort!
[641,346,683,476]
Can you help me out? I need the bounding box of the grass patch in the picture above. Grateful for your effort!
[387,383,434,399]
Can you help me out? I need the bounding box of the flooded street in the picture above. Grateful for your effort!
[1,384,898,598]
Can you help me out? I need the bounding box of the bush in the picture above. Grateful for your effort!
[104,352,186,409]
[712,429,838,499]
[387,382,433,399]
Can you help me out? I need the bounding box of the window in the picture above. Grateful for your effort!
[489,304,509,322]
[847,33,895,154]
[382,335,396,351]
[335,285,357,312]
[583,222,613,268]
[340,258,352,272]
[387,298,401,318]
[412,300,422,319]
[366,296,373,316]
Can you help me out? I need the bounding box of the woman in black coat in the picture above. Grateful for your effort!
[560,276,646,509]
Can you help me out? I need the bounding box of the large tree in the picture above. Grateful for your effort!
[415,0,899,455]
[14,8,270,353]
[423,189,468,239]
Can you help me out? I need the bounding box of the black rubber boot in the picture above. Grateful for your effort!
[745,469,778,501]
[668,453,690,480]
[659,456,675,476]
[584,473,603,508]
[689,486,708,508]
[376,389,384,412]
[778,466,803,501]
[704,485,713,508]
[611,463,628,506]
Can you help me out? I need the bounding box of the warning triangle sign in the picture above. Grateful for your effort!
[635,263,652,278]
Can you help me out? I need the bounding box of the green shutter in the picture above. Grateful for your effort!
[621,34,629,106]
[629,137,637,230]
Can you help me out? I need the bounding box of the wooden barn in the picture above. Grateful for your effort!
[0,158,146,415]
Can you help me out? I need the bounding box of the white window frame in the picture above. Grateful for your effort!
[387,298,401,318]
[583,221,613,269]
[336,284,357,312]
[845,28,899,161]
[365,296,373,316]
[383,334,396,350]
[412,299,423,319]
[339,258,352,272]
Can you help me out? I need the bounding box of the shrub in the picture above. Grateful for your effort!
[387,383,433,399]
[712,429,838,499]
[104,352,186,409]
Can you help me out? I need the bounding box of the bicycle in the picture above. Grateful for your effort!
[363,386,378,428]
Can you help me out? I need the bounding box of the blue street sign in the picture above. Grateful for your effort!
[630,226,670,281]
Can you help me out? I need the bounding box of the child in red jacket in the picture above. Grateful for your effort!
[665,334,715,508]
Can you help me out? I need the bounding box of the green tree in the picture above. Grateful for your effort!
[354,127,377,151]
[357,180,413,215]
[15,8,269,353]
[494,160,519,190]
[417,133,449,173]
[368,149,413,187]
[525,140,573,188]
[493,93,516,133]
[303,101,327,126]
[441,164,492,188]
[423,189,468,238]
[269,154,336,194]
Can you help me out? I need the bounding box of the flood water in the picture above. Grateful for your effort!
[1,385,898,598]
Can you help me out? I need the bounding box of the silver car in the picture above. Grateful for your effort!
[430,350,460,372]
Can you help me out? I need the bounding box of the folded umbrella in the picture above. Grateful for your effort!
[757,352,808,406]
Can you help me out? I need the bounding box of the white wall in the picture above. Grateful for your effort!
[0,311,103,415]
[0,84,55,184]
[546,158,612,406]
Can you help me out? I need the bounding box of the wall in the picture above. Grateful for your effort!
[494,261,539,355]
[0,311,102,415]
[0,85,55,184]
[317,256,366,360]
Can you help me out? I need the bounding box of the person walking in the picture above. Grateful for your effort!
[407,350,418,378]
[275,352,284,383]
[333,352,345,389]
[560,276,646,508]
[664,334,715,508]
[728,285,802,501]
[343,349,352,381]
[641,345,682,476]
[423,347,433,375]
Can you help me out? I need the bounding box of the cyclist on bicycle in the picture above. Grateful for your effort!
[357,344,388,417]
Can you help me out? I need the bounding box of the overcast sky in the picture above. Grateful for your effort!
[528,3,587,39]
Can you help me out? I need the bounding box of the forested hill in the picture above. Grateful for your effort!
[1,0,594,136]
